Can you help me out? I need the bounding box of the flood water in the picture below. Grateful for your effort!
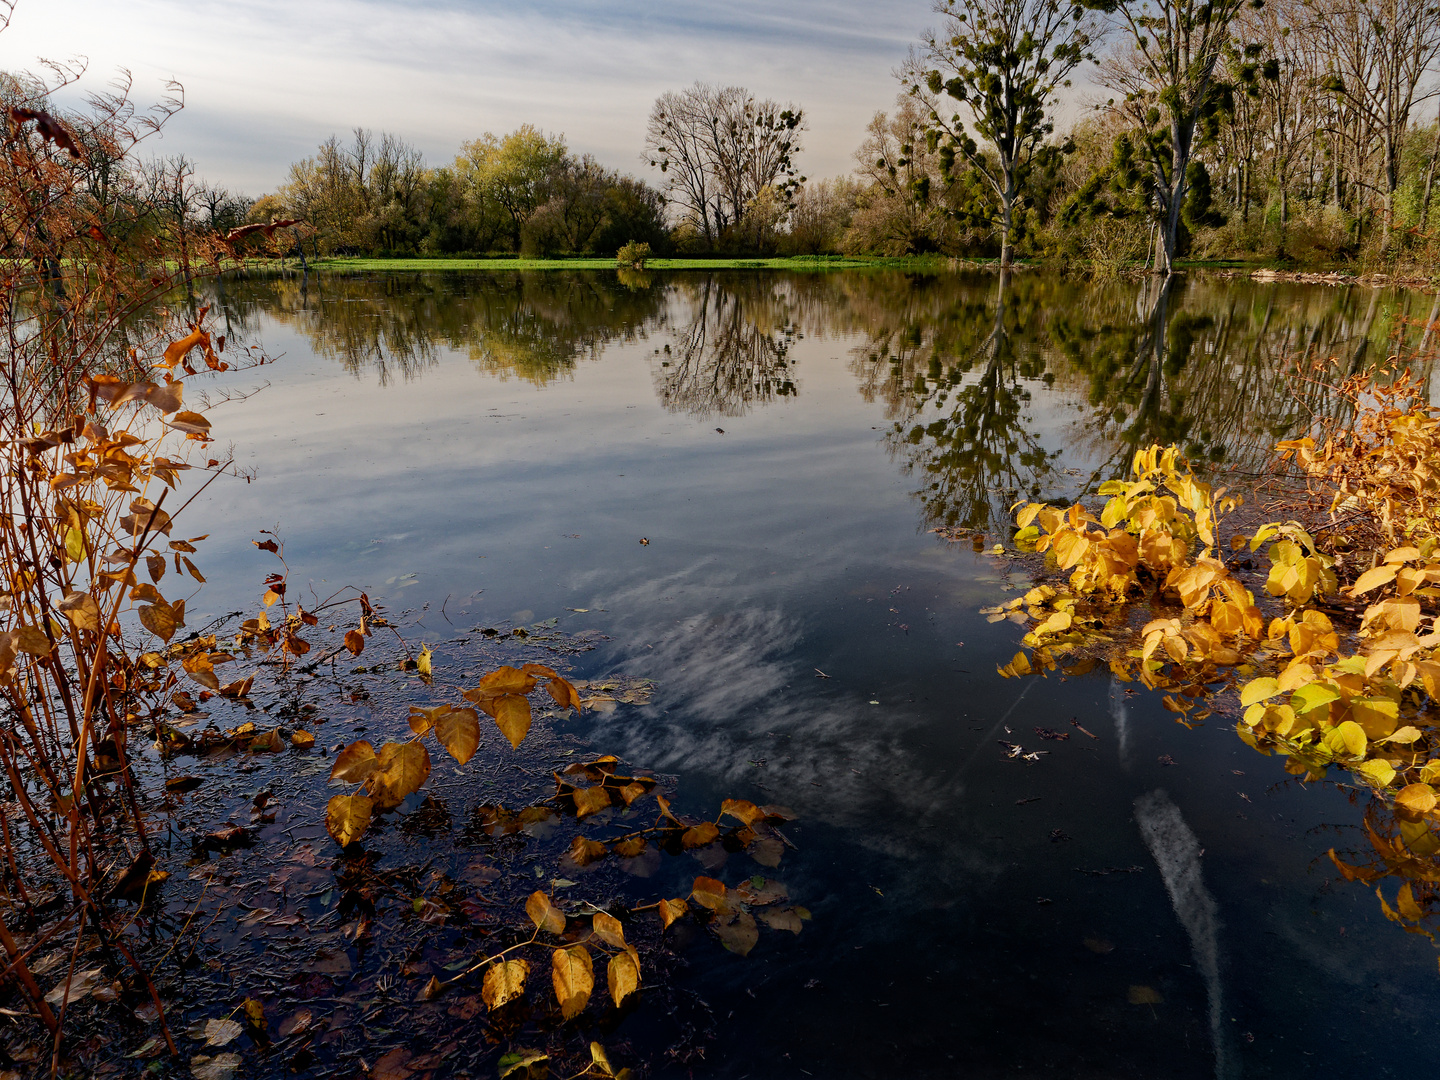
[172,268,1440,1079]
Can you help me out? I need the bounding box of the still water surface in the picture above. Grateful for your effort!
[183,270,1440,1078]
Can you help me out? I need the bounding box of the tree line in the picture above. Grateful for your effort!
[10,0,1437,268]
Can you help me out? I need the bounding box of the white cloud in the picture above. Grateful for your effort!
[1,0,931,193]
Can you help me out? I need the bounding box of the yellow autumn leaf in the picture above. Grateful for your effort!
[324,794,372,846]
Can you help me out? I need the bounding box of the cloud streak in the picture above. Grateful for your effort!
[4,0,931,193]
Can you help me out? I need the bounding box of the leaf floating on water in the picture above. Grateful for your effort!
[1127,985,1163,1005]
[200,1019,242,1047]
[290,730,315,749]
[607,949,640,1007]
[493,695,532,749]
[525,891,566,934]
[44,968,106,1005]
[681,822,720,849]
[591,911,626,948]
[372,1048,413,1080]
[330,741,379,784]
[367,741,431,809]
[325,794,372,846]
[1396,783,1438,815]
[343,629,365,656]
[498,1051,548,1080]
[750,838,784,867]
[551,945,594,1019]
[482,959,529,1009]
[190,1053,243,1080]
[657,898,688,929]
[714,911,759,956]
[416,644,433,678]
[690,877,726,910]
[277,1009,312,1038]
[759,907,804,933]
[720,799,764,825]
[434,707,480,764]
[573,786,612,820]
[568,836,608,866]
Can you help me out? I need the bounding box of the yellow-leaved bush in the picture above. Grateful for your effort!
[996,441,1440,943]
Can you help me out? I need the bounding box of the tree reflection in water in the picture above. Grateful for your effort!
[209,267,1439,536]
[648,277,798,418]
[219,271,666,385]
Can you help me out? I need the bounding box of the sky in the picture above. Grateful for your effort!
[0,0,938,196]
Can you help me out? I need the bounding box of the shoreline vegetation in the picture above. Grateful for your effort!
[272,254,1440,289]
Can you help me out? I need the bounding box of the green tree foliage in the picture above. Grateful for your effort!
[909,0,1098,268]
[268,126,665,258]
[1089,0,1252,271]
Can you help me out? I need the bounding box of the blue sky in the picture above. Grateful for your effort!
[1,0,933,195]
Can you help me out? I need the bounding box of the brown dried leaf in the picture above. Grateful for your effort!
[137,602,176,642]
[325,794,372,846]
[658,897,688,930]
[759,907,804,933]
[591,911,626,948]
[476,665,538,696]
[525,891,566,934]
[551,945,593,1020]
[344,629,365,656]
[435,707,480,765]
[493,695,532,750]
[368,741,431,808]
[714,910,759,956]
[573,786,613,820]
[720,799,764,825]
[12,626,51,656]
[58,591,102,633]
[681,822,720,849]
[545,675,584,712]
[568,836,608,866]
[330,741,379,784]
[481,959,529,1009]
[690,877,726,910]
[166,411,211,436]
[607,949,640,1007]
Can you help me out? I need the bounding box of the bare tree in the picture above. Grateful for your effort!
[1300,0,1440,250]
[644,83,804,246]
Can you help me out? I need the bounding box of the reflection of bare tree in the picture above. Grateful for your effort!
[649,277,798,417]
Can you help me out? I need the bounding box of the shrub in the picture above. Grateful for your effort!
[617,240,652,269]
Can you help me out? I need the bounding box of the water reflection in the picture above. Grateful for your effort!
[178,266,1440,1076]
[218,271,665,385]
[210,269,1440,536]
[648,278,798,417]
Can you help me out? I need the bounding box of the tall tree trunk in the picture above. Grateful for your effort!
[999,167,1016,271]
[1421,113,1440,235]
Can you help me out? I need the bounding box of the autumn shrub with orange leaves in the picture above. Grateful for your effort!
[0,35,326,1063]
[998,412,1440,956]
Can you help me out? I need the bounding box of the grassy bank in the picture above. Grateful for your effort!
[306,254,964,272]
